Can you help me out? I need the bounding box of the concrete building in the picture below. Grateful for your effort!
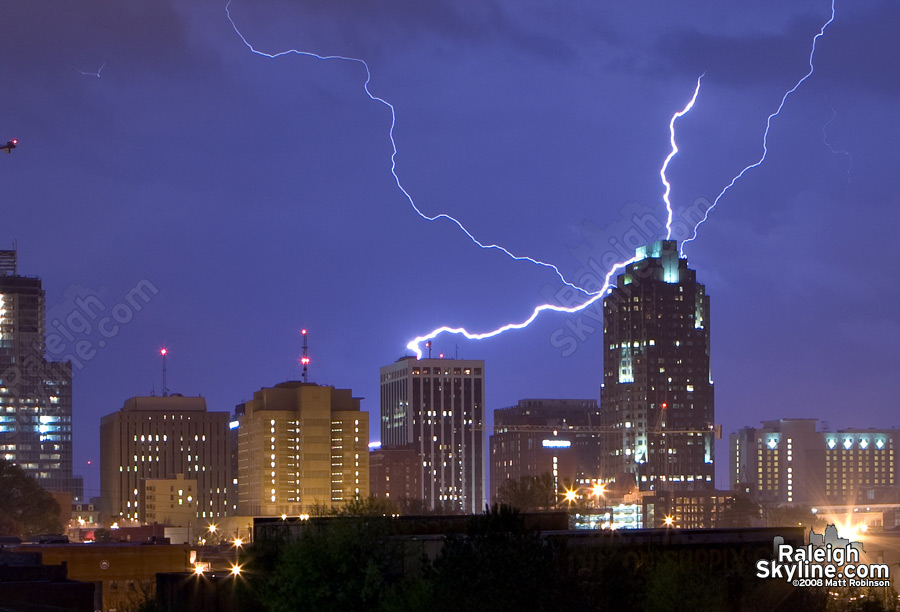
[16,543,191,612]
[380,356,485,513]
[0,249,82,498]
[99,395,232,525]
[140,474,198,527]
[234,381,369,516]
[600,240,715,491]
[490,399,601,502]
[731,418,900,506]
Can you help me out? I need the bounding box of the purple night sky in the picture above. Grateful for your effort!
[1,0,898,497]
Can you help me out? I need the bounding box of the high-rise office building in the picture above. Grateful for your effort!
[380,356,485,513]
[234,381,369,516]
[490,399,601,502]
[600,240,715,491]
[99,395,232,524]
[0,250,82,498]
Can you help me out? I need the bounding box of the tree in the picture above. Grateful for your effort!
[0,458,63,536]
[336,496,400,517]
[493,473,555,512]
[762,503,825,531]
[259,518,410,612]
[720,494,762,528]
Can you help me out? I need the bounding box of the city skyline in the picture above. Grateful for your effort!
[1,0,898,499]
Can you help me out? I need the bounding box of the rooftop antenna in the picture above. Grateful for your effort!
[160,348,168,397]
[426,341,432,359]
[300,329,310,383]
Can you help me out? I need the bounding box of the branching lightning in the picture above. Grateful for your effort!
[405,77,706,358]
[680,0,836,256]
[227,0,838,358]
[224,1,590,294]
[662,75,704,240]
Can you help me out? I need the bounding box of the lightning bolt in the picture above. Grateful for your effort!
[405,256,636,358]
[406,0,837,356]
[681,0,836,256]
[405,76,707,358]
[224,1,590,294]
[662,75,704,240]
[227,0,838,357]
[822,100,852,182]
[76,61,105,78]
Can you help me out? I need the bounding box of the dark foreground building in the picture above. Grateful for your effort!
[157,515,823,612]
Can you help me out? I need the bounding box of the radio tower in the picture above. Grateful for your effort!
[300,329,310,383]
[160,348,169,397]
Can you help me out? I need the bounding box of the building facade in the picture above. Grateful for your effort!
[600,240,715,491]
[490,398,601,503]
[369,446,421,502]
[99,395,232,525]
[0,250,81,498]
[139,474,198,527]
[234,381,369,516]
[380,356,485,513]
[731,418,900,506]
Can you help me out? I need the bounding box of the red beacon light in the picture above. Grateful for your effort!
[300,356,310,365]
[661,402,668,409]
[301,329,307,335]
[160,348,167,356]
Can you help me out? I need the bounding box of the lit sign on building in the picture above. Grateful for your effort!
[542,440,572,449]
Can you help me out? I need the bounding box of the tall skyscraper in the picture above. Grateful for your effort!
[99,395,232,524]
[234,381,369,516]
[600,240,715,491]
[0,250,81,498]
[380,356,485,513]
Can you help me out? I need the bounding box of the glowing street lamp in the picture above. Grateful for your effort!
[233,537,243,548]
[230,564,242,577]
[663,515,675,527]
[591,483,607,498]
[563,489,577,503]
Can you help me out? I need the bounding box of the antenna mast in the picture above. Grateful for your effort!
[300,329,310,383]
[160,348,168,397]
